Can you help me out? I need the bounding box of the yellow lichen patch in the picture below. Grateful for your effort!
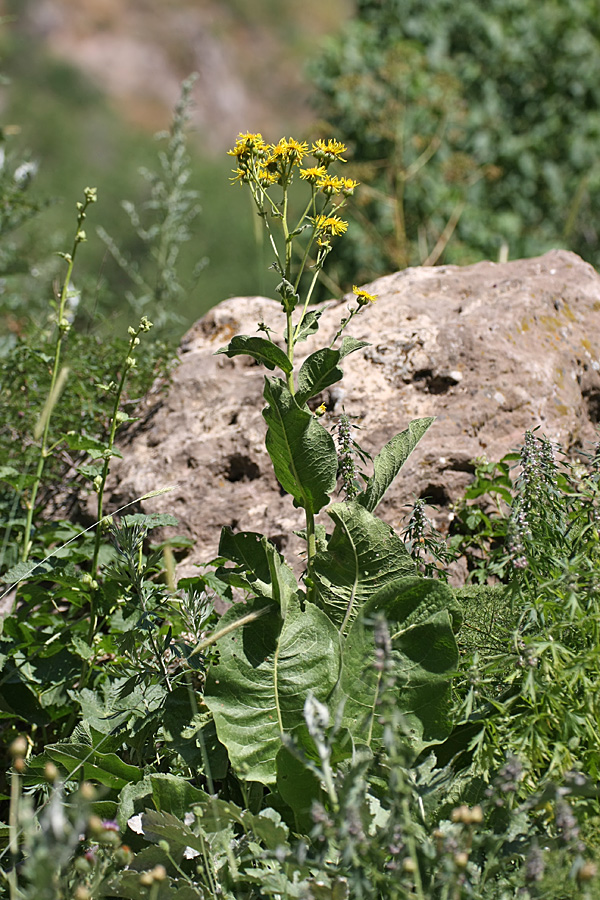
[538,315,562,331]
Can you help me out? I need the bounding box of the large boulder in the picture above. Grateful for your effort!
[104,249,600,576]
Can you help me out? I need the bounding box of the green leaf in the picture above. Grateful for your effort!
[340,577,460,753]
[296,336,369,404]
[61,432,112,455]
[276,278,299,312]
[216,335,293,373]
[275,723,353,833]
[0,465,19,482]
[192,793,290,852]
[286,307,327,345]
[357,418,435,513]
[203,595,341,784]
[118,773,208,830]
[312,502,415,635]
[216,530,299,614]
[263,376,338,513]
[1,559,55,585]
[276,744,323,834]
[45,742,142,790]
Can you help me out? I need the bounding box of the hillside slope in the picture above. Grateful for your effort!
[8,0,352,149]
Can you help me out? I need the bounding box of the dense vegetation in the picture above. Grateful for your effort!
[2,4,600,896]
[309,0,600,285]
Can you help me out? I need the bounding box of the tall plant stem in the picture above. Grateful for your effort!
[293,264,322,344]
[305,510,317,602]
[88,318,152,649]
[21,189,96,562]
[8,763,20,900]
[91,334,138,577]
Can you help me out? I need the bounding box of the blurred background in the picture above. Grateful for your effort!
[0,0,599,341]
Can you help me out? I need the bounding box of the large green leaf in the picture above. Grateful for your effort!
[203,595,341,784]
[45,743,142,790]
[276,744,323,834]
[263,376,338,513]
[340,577,460,754]
[296,336,369,404]
[275,722,354,834]
[216,335,292,373]
[357,417,435,513]
[216,531,300,619]
[118,773,208,828]
[215,530,299,615]
[312,502,415,635]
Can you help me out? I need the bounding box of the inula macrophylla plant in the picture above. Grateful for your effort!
[201,133,462,786]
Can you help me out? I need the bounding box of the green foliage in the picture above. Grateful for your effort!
[454,434,600,785]
[309,0,600,286]
[2,108,600,898]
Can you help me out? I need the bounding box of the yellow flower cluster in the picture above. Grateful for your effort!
[227,133,357,193]
[307,173,359,197]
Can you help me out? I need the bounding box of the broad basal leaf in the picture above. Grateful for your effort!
[216,335,292,374]
[296,336,369,404]
[312,502,415,636]
[263,376,338,513]
[358,418,435,513]
[340,577,461,754]
[203,595,341,784]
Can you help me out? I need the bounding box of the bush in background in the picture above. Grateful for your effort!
[309,0,600,286]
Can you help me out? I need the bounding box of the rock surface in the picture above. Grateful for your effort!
[103,249,600,577]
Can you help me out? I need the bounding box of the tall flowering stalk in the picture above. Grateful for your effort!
[228,133,358,390]
[21,188,97,562]
[226,133,366,580]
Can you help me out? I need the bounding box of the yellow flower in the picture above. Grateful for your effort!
[228,133,267,183]
[316,174,345,196]
[313,214,349,236]
[312,139,348,165]
[352,285,377,306]
[257,167,279,186]
[230,167,249,184]
[299,165,327,184]
[340,177,359,196]
[269,137,309,166]
[227,132,266,159]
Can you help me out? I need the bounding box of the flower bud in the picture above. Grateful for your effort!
[151,865,167,882]
[44,761,59,783]
[9,736,28,759]
[79,781,96,800]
